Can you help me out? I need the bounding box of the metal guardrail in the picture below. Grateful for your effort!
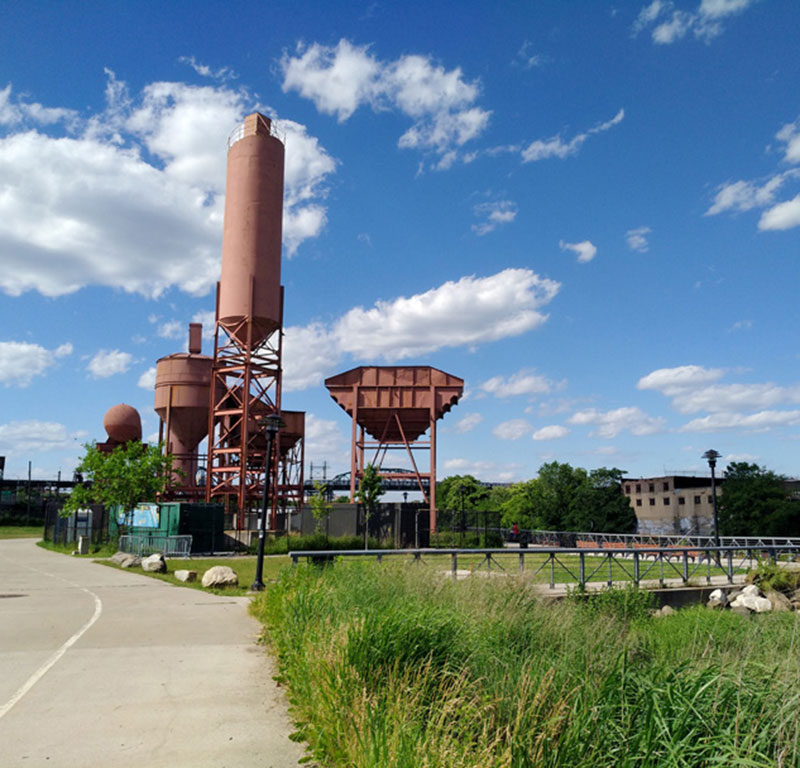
[119,534,192,558]
[288,545,800,590]
[487,528,800,550]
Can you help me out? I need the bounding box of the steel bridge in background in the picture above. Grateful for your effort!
[303,468,511,495]
[288,543,800,590]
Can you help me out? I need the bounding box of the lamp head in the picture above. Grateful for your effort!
[263,413,284,436]
[702,449,722,468]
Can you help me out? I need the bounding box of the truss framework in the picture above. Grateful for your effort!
[205,281,283,530]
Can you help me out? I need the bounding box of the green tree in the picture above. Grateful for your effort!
[569,468,636,533]
[436,475,489,512]
[529,462,587,530]
[309,481,332,537]
[356,463,384,549]
[719,462,798,536]
[62,441,178,533]
[499,480,538,529]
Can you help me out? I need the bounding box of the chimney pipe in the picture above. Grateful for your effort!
[188,323,202,355]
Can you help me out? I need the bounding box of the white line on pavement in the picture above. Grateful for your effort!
[0,562,103,721]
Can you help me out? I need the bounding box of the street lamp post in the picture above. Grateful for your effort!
[251,413,283,592]
[703,449,722,550]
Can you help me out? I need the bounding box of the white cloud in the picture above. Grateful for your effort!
[625,226,651,252]
[0,83,78,129]
[0,72,335,298]
[138,367,156,390]
[638,365,725,395]
[0,341,73,387]
[87,349,132,378]
[776,117,800,164]
[514,42,545,70]
[0,419,77,454]
[493,419,531,440]
[522,109,623,163]
[282,323,340,392]
[681,410,800,432]
[639,365,800,415]
[453,413,483,434]
[480,369,556,398]
[157,320,185,340]
[442,458,518,483]
[191,309,217,340]
[334,268,560,361]
[706,174,793,216]
[569,407,666,438]
[281,39,491,161]
[559,239,597,263]
[633,0,756,44]
[471,200,517,236]
[179,56,235,81]
[758,195,800,231]
[304,413,347,468]
[532,425,570,441]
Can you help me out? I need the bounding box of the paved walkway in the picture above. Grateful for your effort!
[0,539,305,767]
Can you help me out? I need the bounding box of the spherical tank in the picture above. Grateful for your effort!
[104,404,142,444]
[218,112,285,347]
[154,353,213,455]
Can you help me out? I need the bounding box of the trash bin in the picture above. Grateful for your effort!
[519,533,529,549]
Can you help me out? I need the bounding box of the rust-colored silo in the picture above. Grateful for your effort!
[218,112,284,346]
[207,112,285,529]
[155,323,212,492]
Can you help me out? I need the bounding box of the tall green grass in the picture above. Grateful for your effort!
[253,561,800,767]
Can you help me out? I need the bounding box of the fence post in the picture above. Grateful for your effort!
[727,549,733,583]
[633,552,639,587]
[659,553,664,587]
[579,552,585,587]
[377,553,383,564]
[682,550,689,583]
[451,552,457,576]
[519,552,524,573]
[607,553,613,587]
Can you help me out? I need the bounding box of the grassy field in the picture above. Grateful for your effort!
[0,525,43,539]
[254,560,800,767]
[97,554,288,595]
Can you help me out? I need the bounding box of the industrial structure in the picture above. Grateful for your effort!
[154,323,212,497]
[325,366,464,533]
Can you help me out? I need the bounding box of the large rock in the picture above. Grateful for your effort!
[707,588,726,609]
[174,570,197,583]
[741,584,762,599]
[654,605,675,618]
[730,594,772,613]
[142,553,167,573]
[765,589,792,612]
[120,555,141,568]
[201,566,238,588]
[110,551,129,565]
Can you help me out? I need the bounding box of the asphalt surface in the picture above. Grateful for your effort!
[0,539,305,767]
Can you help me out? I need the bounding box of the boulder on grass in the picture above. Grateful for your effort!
[707,588,726,609]
[731,594,772,613]
[120,555,141,569]
[741,584,762,599]
[201,566,238,589]
[142,553,167,573]
[765,589,792,612]
[110,551,129,565]
[174,570,197,583]
[654,605,675,618]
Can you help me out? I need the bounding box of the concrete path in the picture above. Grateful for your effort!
[0,539,305,767]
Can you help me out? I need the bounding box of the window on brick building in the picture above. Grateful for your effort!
[678,497,685,505]
[649,498,655,506]
[664,497,670,505]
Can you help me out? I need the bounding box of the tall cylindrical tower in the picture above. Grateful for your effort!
[218,113,284,346]
[207,113,285,529]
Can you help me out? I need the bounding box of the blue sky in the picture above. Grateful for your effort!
[1,0,799,485]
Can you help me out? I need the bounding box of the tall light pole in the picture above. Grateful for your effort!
[703,449,722,549]
[251,413,283,592]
